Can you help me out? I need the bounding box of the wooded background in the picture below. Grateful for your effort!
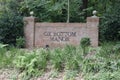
[0,0,120,45]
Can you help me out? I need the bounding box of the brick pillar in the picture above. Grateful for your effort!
[87,17,99,47]
[23,17,36,49]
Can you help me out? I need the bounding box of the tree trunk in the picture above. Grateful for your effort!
[67,0,70,23]
[82,0,88,18]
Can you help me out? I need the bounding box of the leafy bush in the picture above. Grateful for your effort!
[0,0,23,45]
[80,37,91,55]
[82,42,120,80]
[64,45,80,70]
[16,37,25,48]
[1,41,120,80]
[14,49,47,79]
[50,48,64,71]
[80,37,91,48]
[99,1,120,41]
[0,43,8,68]
[81,56,101,73]
[50,45,83,71]
[0,44,21,68]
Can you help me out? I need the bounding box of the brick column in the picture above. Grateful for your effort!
[23,17,36,49]
[87,17,99,47]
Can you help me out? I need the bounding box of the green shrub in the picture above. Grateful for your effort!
[82,42,120,80]
[80,37,91,48]
[63,45,82,70]
[81,57,101,73]
[97,42,120,60]
[50,48,64,71]
[0,44,21,68]
[65,58,79,70]
[0,0,23,45]
[49,45,82,71]
[14,49,47,79]
[16,37,25,48]
[99,1,120,41]
[0,43,7,68]
[80,37,91,55]
[113,42,120,52]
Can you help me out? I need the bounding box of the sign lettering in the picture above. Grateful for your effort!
[43,32,76,42]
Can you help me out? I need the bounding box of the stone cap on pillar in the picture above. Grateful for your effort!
[87,10,99,22]
[23,11,38,23]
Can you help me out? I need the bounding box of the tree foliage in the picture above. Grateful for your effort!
[20,0,86,22]
[99,0,120,41]
[0,0,23,45]
[0,0,120,45]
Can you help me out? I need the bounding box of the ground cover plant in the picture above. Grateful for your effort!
[0,0,120,80]
[0,42,120,80]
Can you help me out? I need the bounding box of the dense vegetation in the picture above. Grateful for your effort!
[0,0,120,79]
[0,0,23,45]
[0,42,120,79]
[0,0,120,45]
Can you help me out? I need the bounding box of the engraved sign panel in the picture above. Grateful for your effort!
[34,23,87,48]
[23,17,99,49]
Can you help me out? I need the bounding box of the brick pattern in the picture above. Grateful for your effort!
[23,17,99,49]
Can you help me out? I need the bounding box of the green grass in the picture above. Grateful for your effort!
[0,42,120,80]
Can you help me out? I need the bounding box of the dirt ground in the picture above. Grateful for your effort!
[0,68,19,80]
[0,68,84,80]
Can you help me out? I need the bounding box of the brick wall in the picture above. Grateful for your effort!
[23,16,99,49]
